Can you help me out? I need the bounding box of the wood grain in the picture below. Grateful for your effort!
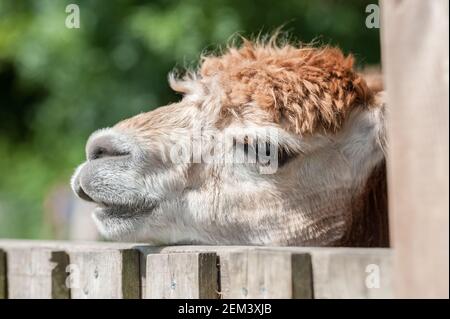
[69,249,140,299]
[6,248,70,299]
[145,252,218,299]
[221,250,312,299]
[310,249,392,298]
[381,0,449,298]
[0,241,394,299]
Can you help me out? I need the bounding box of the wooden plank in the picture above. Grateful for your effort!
[0,249,6,299]
[145,252,218,299]
[0,239,153,297]
[69,249,140,299]
[381,0,449,298]
[311,249,392,299]
[0,239,149,250]
[221,251,312,299]
[6,248,70,299]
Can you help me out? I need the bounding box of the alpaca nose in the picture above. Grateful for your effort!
[86,132,131,161]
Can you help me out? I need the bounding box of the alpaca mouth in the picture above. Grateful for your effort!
[72,172,157,218]
[94,201,157,219]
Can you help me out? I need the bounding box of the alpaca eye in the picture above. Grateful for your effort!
[264,142,294,167]
[241,141,294,168]
[92,147,106,160]
[277,146,293,167]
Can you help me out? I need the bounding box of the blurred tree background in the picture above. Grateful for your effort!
[0,0,380,239]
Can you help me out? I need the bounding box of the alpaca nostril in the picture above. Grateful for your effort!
[87,134,130,160]
[91,146,109,160]
[75,185,95,202]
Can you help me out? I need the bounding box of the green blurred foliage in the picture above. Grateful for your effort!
[0,0,380,238]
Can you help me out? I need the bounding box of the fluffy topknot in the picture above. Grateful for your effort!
[173,39,374,135]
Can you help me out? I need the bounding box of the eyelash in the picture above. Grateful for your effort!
[277,146,293,167]
[240,141,294,167]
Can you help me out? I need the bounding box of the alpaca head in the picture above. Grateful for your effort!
[71,40,387,246]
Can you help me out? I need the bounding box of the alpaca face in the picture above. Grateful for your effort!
[71,43,386,245]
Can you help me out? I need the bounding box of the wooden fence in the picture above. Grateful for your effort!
[0,240,392,299]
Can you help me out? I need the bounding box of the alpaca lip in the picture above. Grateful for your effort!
[94,201,157,218]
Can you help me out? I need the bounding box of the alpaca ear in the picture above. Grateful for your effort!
[168,71,206,100]
[373,91,387,154]
[336,90,387,184]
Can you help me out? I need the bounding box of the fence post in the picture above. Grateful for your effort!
[311,249,392,298]
[6,248,70,299]
[221,251,312,299]
[145,252,218,299]
[381,0,449,298]
[69,249,140,299]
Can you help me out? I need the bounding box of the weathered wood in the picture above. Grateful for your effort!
[0,239,148,250]
[145,252,218,299]
[6,248,70,299]
[221,250,312,299]
[0,239,153,297]
[0,241,394,299]
[310,248,392,299]
[0,249,6,299]
[381,0,449,298]
[69,249,140,299]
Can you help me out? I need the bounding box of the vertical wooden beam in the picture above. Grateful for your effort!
[311,249,392,299]
[6,248,70,299]
[381,0,449,298]
[0,249,6,299]
[69,249,140,299]
[221,251,312,299]
[145,252,218,299]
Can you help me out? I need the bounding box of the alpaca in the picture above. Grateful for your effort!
[71,40,389,246]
